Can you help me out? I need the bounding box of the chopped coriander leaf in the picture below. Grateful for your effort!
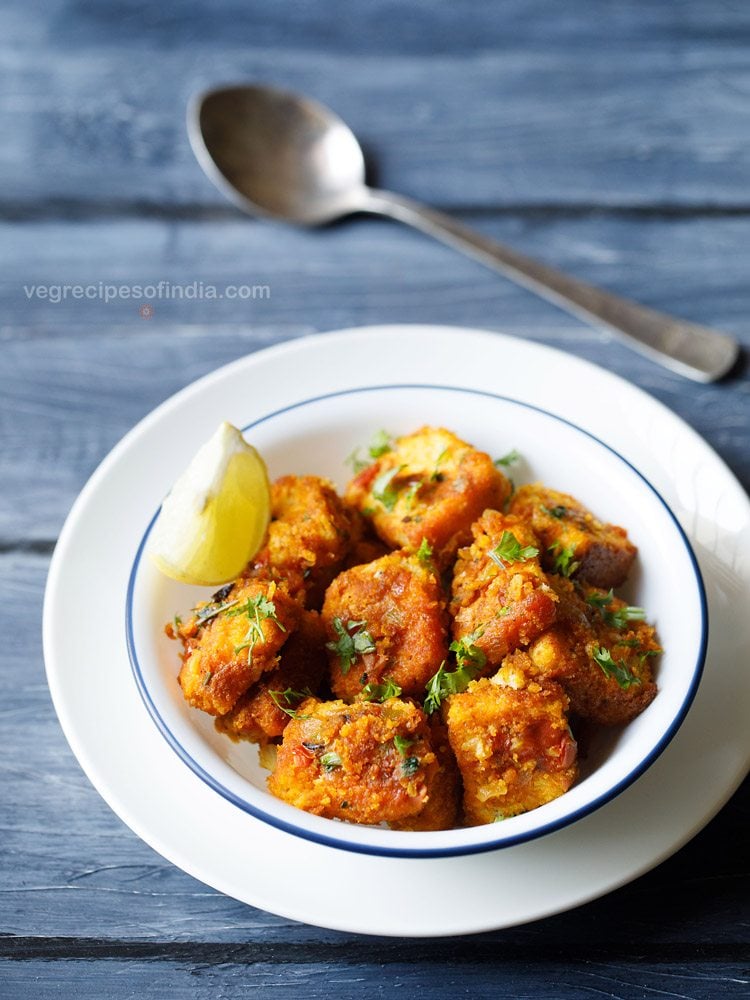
[194,597,238,625]
[489,531,539,566]
[172,614,182,634]
[416,537,434,565]
[361,678,402,702]
[202,671,213,687]
[639,648,662,663]
[424,657,484,714]
[320,751,342,771]
[227,593,286,658]
[449,627,487,672]
[540,504,567,519]
[268,687,312,719]
[548,543,580,578]
[586,588,615,610]
[430,448,449,481]
[345,431,394,472]
[393,734,415,757]
[586,589,646,628]
[402,481,421,509]
[605,604,646,629]
[494,449,520,468]
[369,429,394,459]
[345,447,368,474]
[401,756,420,777]
[326,617,376,674]
[371,465,405,511]
[495,605,510,618]
[424,663,447,714]
[591,646,641,690]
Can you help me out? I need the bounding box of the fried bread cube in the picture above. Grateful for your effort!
[267,697,443,825]
[445,674,577,825]
[345,426,510,567]
[450,511,558,666]
[247,475,358,608]
[509,484,637,589]
[215,609,328,744]
[177,578,300,716]
[389,716,461,831]
[322,550,448,701]
[526,578,659,726]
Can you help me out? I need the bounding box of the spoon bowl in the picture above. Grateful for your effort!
[189,84,367,225]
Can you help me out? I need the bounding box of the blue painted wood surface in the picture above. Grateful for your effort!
[1,0,749,996]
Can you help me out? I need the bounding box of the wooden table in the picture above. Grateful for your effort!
[2,2,748,996]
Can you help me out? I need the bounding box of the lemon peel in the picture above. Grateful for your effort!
[149,421,270,586]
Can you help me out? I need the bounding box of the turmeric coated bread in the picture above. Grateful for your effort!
[450,511,558,667]
[268,697,448,826]
[246,475,359,608]
[215,609,328,744]
[322,550,449,701]
[509,484,637,590]
[176,578,300,716]
[445,671,577,825]
[346,426,510,567]
[168,431,660,830]
[526,578,659,726]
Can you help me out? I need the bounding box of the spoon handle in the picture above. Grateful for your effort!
[361,188,738,382]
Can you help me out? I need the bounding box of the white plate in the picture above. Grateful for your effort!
[44,325,750,936]
[127,384,705,857]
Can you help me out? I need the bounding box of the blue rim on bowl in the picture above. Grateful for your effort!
[126,384,708,858]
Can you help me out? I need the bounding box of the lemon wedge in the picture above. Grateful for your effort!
[149,421,271,586]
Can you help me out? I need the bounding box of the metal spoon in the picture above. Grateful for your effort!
[188,83,739,382]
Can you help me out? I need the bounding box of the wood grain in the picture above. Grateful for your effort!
[1,553,748,947]
[1,320,747,546]
[2,957,749,999]
[2,0,749,987]
[3,2,750,211]
[1,213,747,543]
[4,214,750,331]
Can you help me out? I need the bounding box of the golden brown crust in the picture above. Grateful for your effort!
[445,674,578,825]
[246,475,358,608]
[526,578,659,726]
[168,427,661,831]
[450,511,558,666]
[389,716,461,831]
[322,550,449,701]
[177,578,300,716]
[345,427,510,567]
[215,610,328,743]
[268,697,442,824]
[509,484,637,589]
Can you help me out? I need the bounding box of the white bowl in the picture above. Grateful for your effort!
[127,384,706,857]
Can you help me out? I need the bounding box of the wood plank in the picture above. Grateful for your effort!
[10,0,750,55]
[5,213,749,332]
[3,0,749,984]
[1,957,749,1000]
[3,2,750,210]
[1,555,748,946]
[1,213,747,542]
